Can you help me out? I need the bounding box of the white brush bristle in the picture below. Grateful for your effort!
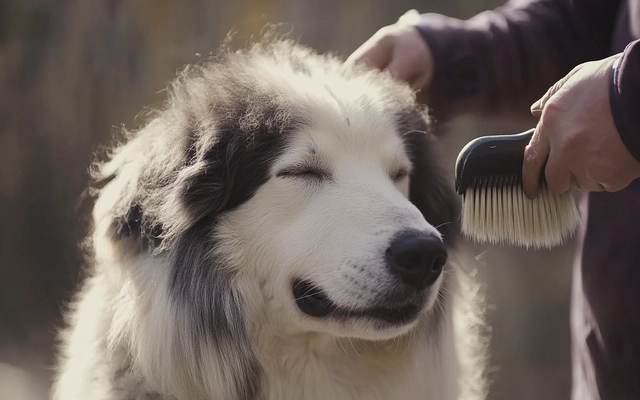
[461,183,580,248]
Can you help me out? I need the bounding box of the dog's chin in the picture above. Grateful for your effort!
[292,279,433,339]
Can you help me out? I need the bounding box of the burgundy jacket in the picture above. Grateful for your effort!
[415,1,640,399]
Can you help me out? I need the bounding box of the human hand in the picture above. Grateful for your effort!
[522,55,640,198]
[346,10,434,90]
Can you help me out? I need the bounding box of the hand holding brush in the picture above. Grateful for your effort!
[456,55,640,249]
[522,55,640,197]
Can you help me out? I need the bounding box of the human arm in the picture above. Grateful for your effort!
[348,0,623,122]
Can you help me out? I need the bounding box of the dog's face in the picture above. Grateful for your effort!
[216,107,452,340]
[97,41,457,350]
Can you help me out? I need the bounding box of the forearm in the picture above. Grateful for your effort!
[611,39,640,162]
[415,0,621,121]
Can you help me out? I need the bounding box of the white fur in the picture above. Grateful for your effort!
[52,40,486,400]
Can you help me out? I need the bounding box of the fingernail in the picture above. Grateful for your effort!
[530,100,541,114]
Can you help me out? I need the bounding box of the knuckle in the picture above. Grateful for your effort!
[376,25,391,35]
[572,178,589,192]
[373,27,392,43]
[377,24,398,39]
[604,182,624,192]
[596,171,627,192]
[541,100,562,118]
[524,144,541,164]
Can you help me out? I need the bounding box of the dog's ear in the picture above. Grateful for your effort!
[399,110,460,245]
[110,203,163,249]
[99,174,164,253]
[92,120,171,252]
[170,118,288,236]
[96,97,294,251]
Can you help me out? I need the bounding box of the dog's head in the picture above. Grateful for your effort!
[94,40,457,355]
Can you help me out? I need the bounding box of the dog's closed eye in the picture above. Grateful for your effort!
[391,168,409,181]
[276,164,330,181]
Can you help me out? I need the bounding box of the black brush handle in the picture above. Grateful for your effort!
[455,129,535,194]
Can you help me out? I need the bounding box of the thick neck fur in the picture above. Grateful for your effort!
[254,320,460,400]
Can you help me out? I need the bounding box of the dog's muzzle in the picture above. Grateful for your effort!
[292,230,447,326]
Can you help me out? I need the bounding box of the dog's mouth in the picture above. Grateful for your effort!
[292,279,423,326]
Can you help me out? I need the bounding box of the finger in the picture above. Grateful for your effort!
[522,125,551,199]
[531,79,564,117]
[573,172,605,192]
[387,56,417,84]
[577,179,606,192]
[346,30,393,70]
[544,151,572,194]
[530,67,579,117]
[601,180,625,192]
[575,165,608,192]
[410,69,431,91]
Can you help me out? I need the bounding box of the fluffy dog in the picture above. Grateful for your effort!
[52,38,485,400]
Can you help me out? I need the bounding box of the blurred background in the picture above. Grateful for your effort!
[0,0,575,399]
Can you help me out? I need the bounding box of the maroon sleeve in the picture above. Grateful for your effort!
[611,40,640,162]
[414,0,622,121]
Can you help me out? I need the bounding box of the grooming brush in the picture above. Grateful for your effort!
[454,129,579,249]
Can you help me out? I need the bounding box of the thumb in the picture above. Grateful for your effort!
[522,125,550,199]
[531,67,579,117]
[387,54,418,84]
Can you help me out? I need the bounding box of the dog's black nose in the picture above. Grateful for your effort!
[386,231,447,289]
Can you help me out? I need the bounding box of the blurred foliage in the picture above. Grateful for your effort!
[0,1,573,399]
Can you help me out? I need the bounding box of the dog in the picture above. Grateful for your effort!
[52,38,485,400]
